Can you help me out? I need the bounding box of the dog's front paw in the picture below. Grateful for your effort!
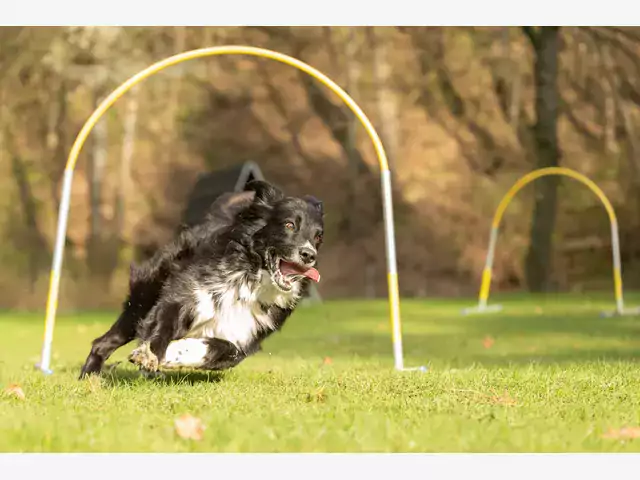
[162,338,208,369]
[128,342,159,372]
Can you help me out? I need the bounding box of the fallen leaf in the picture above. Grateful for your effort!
[491,390,517,406]
[322,357,333,365]
[174,414,205,441]
[482,336,495,349]
[305,386,327,403]
[602,427,640,440]
[5,384,25,400]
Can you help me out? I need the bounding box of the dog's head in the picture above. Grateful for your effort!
[245,180,324,293]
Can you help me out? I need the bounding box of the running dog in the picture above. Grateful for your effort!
[78,180,323,378]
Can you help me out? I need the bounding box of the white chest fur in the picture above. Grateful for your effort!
[185,270,301,350]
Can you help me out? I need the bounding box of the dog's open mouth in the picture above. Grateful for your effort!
[270,258,320,292]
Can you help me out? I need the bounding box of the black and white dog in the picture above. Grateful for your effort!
[78,180,323,378]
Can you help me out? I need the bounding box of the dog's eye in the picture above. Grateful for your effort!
[285,222,295,231]
[315,233,323,243]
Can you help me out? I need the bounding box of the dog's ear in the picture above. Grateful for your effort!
[304,195,324,216]
[245,180,284,206]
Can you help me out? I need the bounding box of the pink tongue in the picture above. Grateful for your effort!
[280,261,321,283]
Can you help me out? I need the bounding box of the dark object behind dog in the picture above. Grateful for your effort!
[79,180,324,378]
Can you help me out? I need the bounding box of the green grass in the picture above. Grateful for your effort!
[3,293,640,452]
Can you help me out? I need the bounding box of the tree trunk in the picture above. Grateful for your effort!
[369,27,400,169]
[343,26,362,240]
[1,86,50,292]
[46,78,68,211]
[522,26,561,293]
[504,28,523,129]
[89,105,107,241]
[345,27,378,298]
[114,86,139,240]
[86,87,110,291]
[600,44,618,155]
[10,154,50,291]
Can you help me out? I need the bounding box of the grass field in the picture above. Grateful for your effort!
[2,294,640,452]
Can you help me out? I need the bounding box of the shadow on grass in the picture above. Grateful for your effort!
[43,302,640,373]
[73,363,228,386]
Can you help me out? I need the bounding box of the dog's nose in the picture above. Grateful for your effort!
[299,247,316,265]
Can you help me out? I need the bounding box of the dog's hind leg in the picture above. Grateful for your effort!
[162,337,254,371]
[79,307,138,379]
[201,338,250,370]
[79,262,166,379]
[129,301,184,373]
[161,338,211,369]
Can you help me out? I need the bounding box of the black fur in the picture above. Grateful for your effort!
[79,180,324,379]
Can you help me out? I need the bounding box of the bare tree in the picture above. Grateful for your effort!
[85,85,113,290]
[368,27,400,169]
[114,85,139,240]
[522,26,561,293]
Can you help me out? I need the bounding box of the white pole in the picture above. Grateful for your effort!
[381,170,404,370]
[37,168,75,374]
[479,227,499,309]
[610,220,624,314]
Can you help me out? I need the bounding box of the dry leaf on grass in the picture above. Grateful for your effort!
[602,427,640,440]
[174,414,205,441]
[5,384,25,400]
[305,386,327,403]
[491,390,518,406]
[322,356,333,365]
[482,336,495,349]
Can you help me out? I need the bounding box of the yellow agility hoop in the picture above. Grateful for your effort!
[463,166,639,317]
[37,45,422,374]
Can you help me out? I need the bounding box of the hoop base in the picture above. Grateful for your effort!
[399,365,428,373]
[35,363,53,375]
[600,306,640,318]
[461,304,504,315]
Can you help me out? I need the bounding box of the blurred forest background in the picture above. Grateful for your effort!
[1,26,640,311]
